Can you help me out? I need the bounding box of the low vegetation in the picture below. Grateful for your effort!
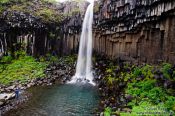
[0,49,77,86]
[0,51,48,85]
[102,62,175,116]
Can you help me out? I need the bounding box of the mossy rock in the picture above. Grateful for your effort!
[0,0,65,23]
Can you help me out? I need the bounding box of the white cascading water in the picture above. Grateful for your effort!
[69,1,95,85]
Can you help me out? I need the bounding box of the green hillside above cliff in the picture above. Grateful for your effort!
[0,0,82,23]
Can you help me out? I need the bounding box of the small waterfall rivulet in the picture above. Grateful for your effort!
[69,1,95,85]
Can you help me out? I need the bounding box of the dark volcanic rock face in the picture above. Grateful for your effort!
[93,0,175,64]
[0,0,88,57]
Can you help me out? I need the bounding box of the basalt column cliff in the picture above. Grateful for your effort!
[93,0,175,64]
[0,0,87,57]
[0,0,175,64]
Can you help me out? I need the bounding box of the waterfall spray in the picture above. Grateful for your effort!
[69,1,95,85]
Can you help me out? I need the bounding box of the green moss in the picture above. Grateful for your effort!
[35,8,54,22]
[63,8,80,17]
[70,8,80,16]
[94,3,100,13]
[41,0,57,4]
[61,55,77,65]
[9,4,27,12]
[34,8,64,23]
[0,51,48,85]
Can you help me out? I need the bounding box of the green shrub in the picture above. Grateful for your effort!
[104,75,115,87]
[104,107,112,116]
[14,50,26,59]
[0,65,5,73]
[132,65,154,79]
[164,96,175,111]
[161,63,172,79]
[49,56,59,62]
[126,80,156,98]
[133,67,142,77]
[62,55,76,65]
[0,55,13,63]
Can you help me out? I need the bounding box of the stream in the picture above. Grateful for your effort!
[4,84,99,116]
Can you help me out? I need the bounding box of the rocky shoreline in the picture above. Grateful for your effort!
[94,55,175,115]
[94,56,129,115]
[1,55,175,115]
[0,59,75,115]
[0,56,147,115]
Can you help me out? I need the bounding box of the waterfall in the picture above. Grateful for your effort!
[69,1,95,85]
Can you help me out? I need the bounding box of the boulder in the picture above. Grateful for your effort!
[0,101,4,106]
[0,93,15,101]
[6,85,16,91]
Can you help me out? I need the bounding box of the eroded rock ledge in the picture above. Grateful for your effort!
[93,0,175,64]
